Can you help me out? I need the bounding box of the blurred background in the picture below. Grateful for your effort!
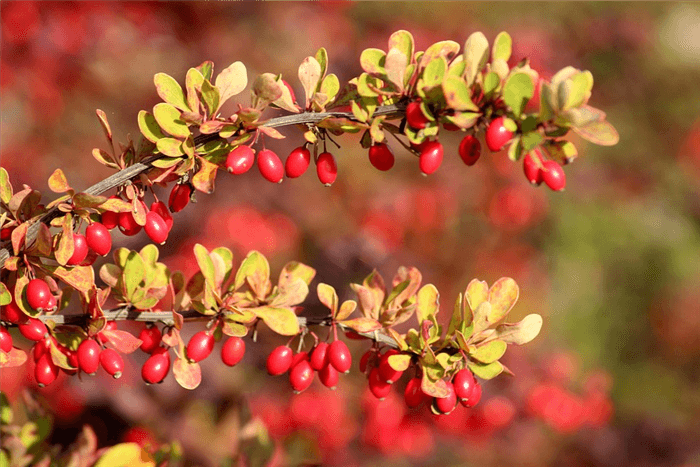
[2,2,700,466]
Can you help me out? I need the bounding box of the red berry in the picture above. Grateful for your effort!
[79,249,98,267]
[309,342,329,371]
[443,121,461,131]
[404,377,428,408]
[86,222,112,255]
[453,369,477,402]
[1,299,26,324]
[35,353,59,387]
[33,337,51,361]
[433,381,457,414]
[225,145,256,175]
[461,380,482,408]
[316,151,337,186]
[257,149,284,183]
[168,184,192,213]
[63,346,79,369]
[144,211,169,244]
[328,340,352,373]
[368,143,395,171]
[291,351,309,369]
[142,349,170,384]
[97,321,117,344]
[26,279,52,311]
[18,317,47,341]
[66,233,89,265]
[1,227,14,240]
[458,135,481,166]
[267,345,293,375]
[485,117,514,152]
[45,294,57,312]
[285,146,311,178]
[0,325,13,352]
[100,196,121,229]
[77,339,101,375]
[359,349,372,374]
[419,141,444,175]
[319,363,339,389]
[221,337,245,367]
[542,160,566,191]
[523,150,544,185]
[368,367,392,400]
[289,359,314,393]
[378,350,404,383]
[150,201,173,232]
[100,348,124,378]
[138,325,162,354]
[186,331,215,363]
[117,211,142,237]
[406,101,429,129]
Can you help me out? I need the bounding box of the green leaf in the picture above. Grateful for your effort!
[388,30,414,65]
[444,111,480,130]
[94,443,155,467]
[48,168,71,193]
[442,76,478,111]
[200,79,220,117]
[539,81,556,121]
[0,167,12,204]
[507,135,522,161]
[360,48,386,76]
[0,282,11,306]
[339,317,381,333]
[138,110,166,143]
[73,193,107,209]
[233,251,270,298]
[446,293,464,339]
[123,251,145,300]
[0,392,12,423]
[185,68,204,114]
[492,31,512,62]
[468,360,504,380]
[465,279,489,312]
[253,306,300,336]
[573,120,619,146]
[56,213,74,266]
[464,31,489,85]
[196,60,214,81]
[154,72,190,112]
[420,367,449,398]
[314,47,329,84]
[470,339,507,364]
[421,57,447,89]
[278,261,316,288]
[153,103,190,139]
[193,244,216,290]
[416,284,439,326]
[215,61,247,109]
[520,131,543,152]
[503,72,534,118]
[559,70,593,111]
[483,71,500,96]
[388,354,411,371]
[545,139,578,164]
[386,328,409,351]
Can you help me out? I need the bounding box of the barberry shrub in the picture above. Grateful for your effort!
[0,29,617,464]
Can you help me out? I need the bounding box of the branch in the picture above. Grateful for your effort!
[0,104,405,269]
[27,307,398,347]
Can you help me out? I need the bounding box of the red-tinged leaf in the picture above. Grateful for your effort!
[233,251,270,299]
[465,279,489,312]
[390,266,422,305]
[43,264,95,293]
[191,158,218,194]
[388,353,411,371]
[222,319,247,337]
[252,306,300,336]
[350,283,378,320]
[494,314,543,345]
[363,270,386,314]
[487,277,519,324]
[335,300,357,321]
[252,73,283,106]
[11,222,28,255]
[92,148,118,169]
[95,109,113,142]
[573,119,619,146]
[98,197,132,213]
[173,358,202,390]
[298,56,322,108]
[48,168,71,193]
[55,214,74,266]
[49,342,73,369]
[199,120,227,134]
[161,329,180,349]
[215,61,247,107]
[73,193,107,209]
[278,261,316,289]
[34,223,52,257]
[0,347,27,368]
[269,278,308,308]
[420,372,450,398]
[154,72,190,112]
[339,317,381,333]
[102,330,143,354]
[8,187,32,216]
[257,125,285,139]
[317,283,338,315]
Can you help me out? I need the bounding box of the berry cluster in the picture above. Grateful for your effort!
[266,340,352,393]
